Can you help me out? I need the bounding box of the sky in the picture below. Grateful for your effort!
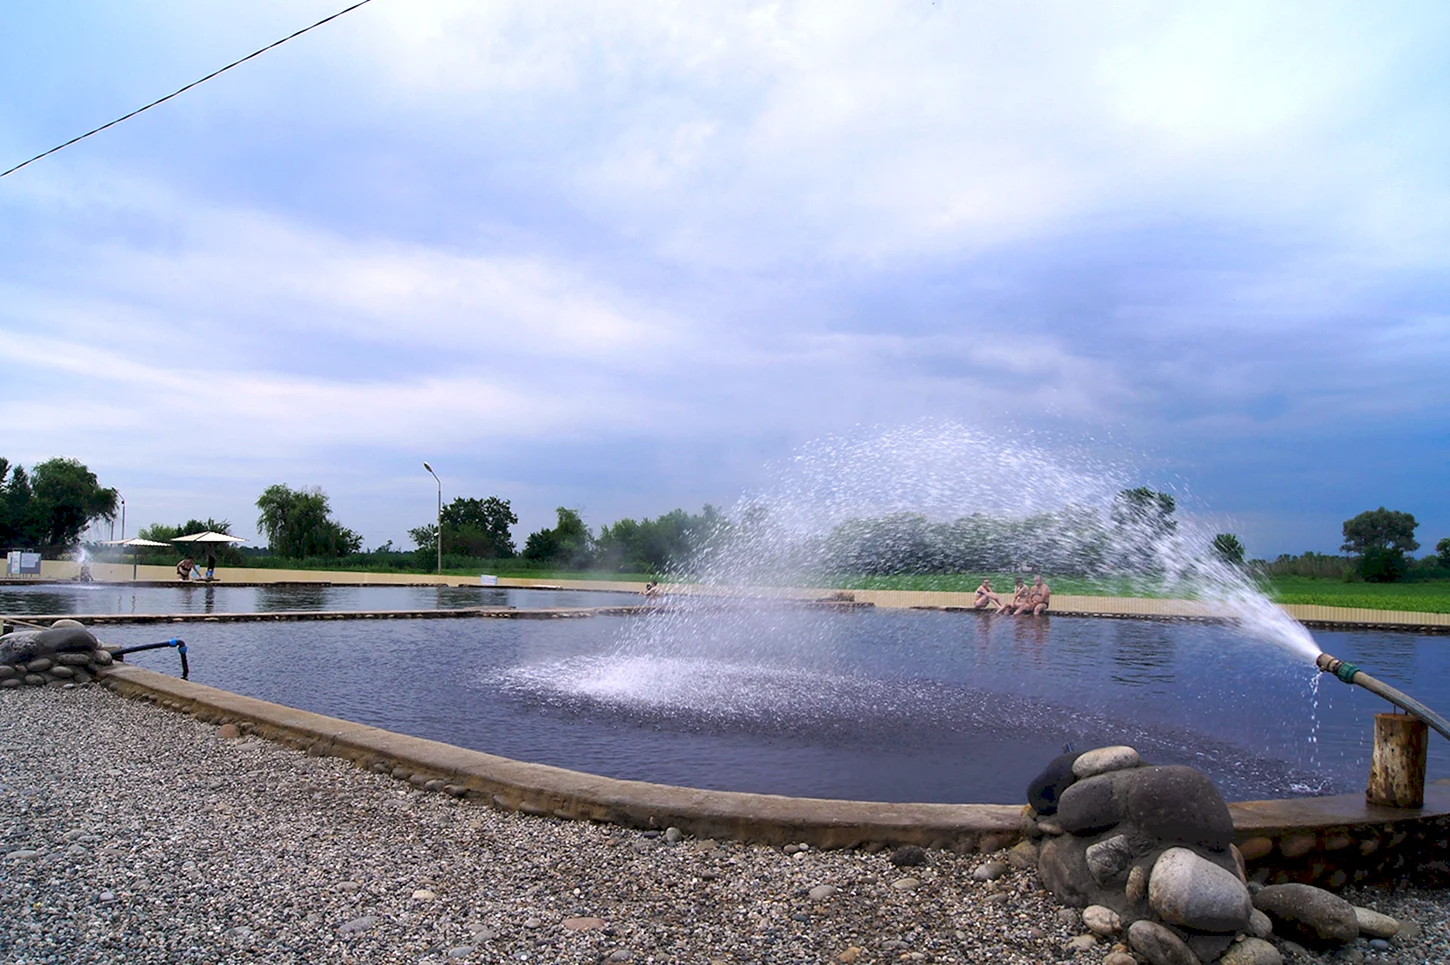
[2,0,1447,558]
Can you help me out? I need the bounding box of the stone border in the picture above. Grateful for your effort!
[96,664,1450,887]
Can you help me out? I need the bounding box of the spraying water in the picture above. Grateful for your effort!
[505,422,1322,730]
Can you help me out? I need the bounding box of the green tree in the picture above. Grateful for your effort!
[1211,533,1246,566]
[1342,507,1418,583]
[522,507,593,569]
[1111,487,1177,571]
[410,496,518,559]
[595,505,724,573]
[0,459,33,547]
[1438,536,1450,568]
[19,458,118,548]
[255,484,362,559]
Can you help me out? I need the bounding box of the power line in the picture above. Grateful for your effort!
[1,0,379,179]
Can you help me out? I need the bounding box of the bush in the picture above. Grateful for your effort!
[1358,546,1409,583]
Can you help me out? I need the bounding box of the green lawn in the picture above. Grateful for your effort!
[825,572,1450,614]
[1261,577,1450,614]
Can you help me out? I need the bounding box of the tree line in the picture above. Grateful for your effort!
[6,454,1449,584]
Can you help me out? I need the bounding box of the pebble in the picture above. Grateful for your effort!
[809,884,838,900]
[892,877,920,890]
[4,686,1447,965]
[972,860,1009,881]
[664,826,683,844]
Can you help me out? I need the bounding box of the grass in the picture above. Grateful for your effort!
[1261,577,1450,615]
[826,572,1450,614]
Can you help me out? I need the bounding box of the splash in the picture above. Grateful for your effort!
[664,421,1320,663]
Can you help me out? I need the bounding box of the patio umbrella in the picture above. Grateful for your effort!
[170,531,245,544]
[171,531,245,580]
[100,537,170,580]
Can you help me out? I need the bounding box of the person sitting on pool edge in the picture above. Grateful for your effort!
[1024,573,1051,615]
[998,577,1029,613]
[176,556,198,581]
[972,578,1000,610]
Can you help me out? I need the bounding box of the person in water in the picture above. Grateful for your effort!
[972,578,1001,610]
[176,556,197,581]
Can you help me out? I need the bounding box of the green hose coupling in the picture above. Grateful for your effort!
[1335,661,1360,684]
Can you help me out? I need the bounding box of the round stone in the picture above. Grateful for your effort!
[1253,883,1359,947]
[26,658,53,673]
[1120,766,1234,851]
[808,884,838,900]
[1082,904,1121,936]
[1128,919,1197,965]
[1148,847,1253,933]
[1072,745,1142,779]
[1220,937,1283,965]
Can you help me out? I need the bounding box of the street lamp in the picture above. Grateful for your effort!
[423,462,441,575]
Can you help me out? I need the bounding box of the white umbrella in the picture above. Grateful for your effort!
[171,531,245,544]
[172,531,244,581]
[100,537,170,580]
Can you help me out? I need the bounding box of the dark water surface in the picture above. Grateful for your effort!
[97,606,1449,805]
[0,582,639,615]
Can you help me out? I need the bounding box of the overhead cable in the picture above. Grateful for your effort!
[1,0,379,179]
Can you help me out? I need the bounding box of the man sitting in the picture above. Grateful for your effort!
[1025,574,1051,615]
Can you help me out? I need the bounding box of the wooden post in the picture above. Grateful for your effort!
[1366,712,1428,808]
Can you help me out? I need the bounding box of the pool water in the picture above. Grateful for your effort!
[98,606,1450,805]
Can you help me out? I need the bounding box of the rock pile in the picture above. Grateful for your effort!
[1020,745,1403,965]
[0,621,113,689]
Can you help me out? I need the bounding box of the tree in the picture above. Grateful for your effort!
[410,496,518,559]
[594,506,725,573]
[522,507,593,569]
[1211,533,1245,567]
[1342,507,1418,583]
[1111,488,1177,571]
[2,457,118,549]
[255,484,362,559]
[1439,537,1450,569]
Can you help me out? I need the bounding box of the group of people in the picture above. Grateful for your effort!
[972,574,1050,615]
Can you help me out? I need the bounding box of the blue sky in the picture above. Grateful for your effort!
[2,1,1447,557]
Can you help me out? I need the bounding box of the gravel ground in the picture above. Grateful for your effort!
[2,686,1448,965]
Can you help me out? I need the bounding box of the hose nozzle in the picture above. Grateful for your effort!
[1316,652,1361,685]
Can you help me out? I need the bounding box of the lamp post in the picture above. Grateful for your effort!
[120,496,126,543]
[423,462,441,576]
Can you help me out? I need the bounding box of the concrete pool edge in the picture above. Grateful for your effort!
[97,665,1450,886]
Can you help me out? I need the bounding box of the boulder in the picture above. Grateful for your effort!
[0,626,98,664]
[1037,836,1095,907]
[1120,766,1234,851]
[1027,750,1081,816]
[1127,919,1197,965]
[1085,834,1137,884]
[1057,773,1123,834]
[1252,883,1359,948]
[1148,847,1253,932]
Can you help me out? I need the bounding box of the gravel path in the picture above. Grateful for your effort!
[2,686,1447,965]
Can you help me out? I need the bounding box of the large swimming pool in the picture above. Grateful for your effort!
[94,604,1450,805]
[0,581,640,615]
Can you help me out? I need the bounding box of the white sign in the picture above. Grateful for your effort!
[7,551,41,576]
[479,574,498,586]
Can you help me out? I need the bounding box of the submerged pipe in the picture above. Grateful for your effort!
[1316,652,1450,743]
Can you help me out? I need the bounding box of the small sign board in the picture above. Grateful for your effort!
[479,574,498,586]
[6,551,42,576]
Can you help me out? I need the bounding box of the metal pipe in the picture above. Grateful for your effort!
[1316,652,1450,743]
